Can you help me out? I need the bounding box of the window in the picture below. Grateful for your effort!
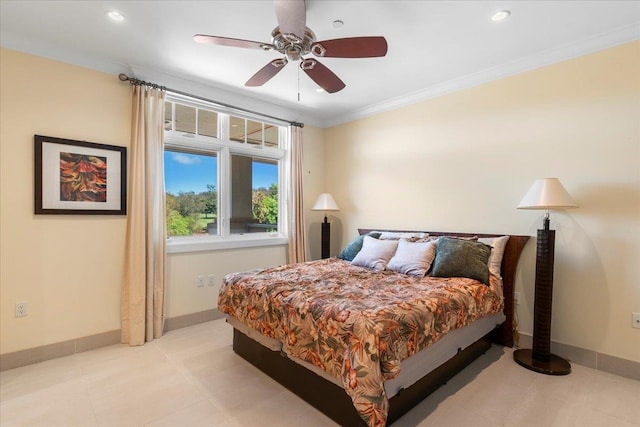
[164,150,218,237]
[230,154,278,234]
[163,94,288,253]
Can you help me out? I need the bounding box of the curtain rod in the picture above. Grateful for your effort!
[118,73,304,128]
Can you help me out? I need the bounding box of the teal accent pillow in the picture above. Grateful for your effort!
[431,237,492,285]
[337,232,381,261]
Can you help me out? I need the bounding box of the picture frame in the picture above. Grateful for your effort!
[34,135,127,215]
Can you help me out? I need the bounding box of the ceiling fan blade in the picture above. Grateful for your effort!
[274,0,306,41]
[300,59,345,93]
[245,58,289,87]
[193,34,273,50]
[312,36,388,58]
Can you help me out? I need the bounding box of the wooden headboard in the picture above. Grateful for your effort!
[358,229,529,347]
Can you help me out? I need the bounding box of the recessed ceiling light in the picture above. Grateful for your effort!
[107,11,124,22]
[316,88,325,93]
[332,20,344,29]
[491,10,510,22]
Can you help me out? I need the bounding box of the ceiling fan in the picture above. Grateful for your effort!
[193,0,388,94]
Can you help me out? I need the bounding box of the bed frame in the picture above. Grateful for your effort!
[231,230,529,426]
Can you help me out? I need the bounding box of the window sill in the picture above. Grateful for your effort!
[166,234,288,254]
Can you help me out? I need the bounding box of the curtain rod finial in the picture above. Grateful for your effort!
[119,73,129,82]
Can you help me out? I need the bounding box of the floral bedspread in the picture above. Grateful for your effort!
[218,258,504,427]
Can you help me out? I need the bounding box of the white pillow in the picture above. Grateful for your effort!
[387,239,437,276]
[351,236,399,271]
[478,236,510,279]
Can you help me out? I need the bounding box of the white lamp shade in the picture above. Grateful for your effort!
[517,178,578,210]
[312,193,340,211]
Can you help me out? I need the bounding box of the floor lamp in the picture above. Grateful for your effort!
[312,193,340,259]
[514,178,578,375]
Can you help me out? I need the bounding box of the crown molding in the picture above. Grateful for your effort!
[321,23,640,128]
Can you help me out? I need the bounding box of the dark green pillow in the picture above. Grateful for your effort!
[337,232,381,261]
[431,237,492,285]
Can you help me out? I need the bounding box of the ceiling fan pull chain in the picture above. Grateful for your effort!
[297,65,301,102]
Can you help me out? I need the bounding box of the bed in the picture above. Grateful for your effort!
[218,229,529,426]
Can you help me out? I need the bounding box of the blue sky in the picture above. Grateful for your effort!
[164,151,277,194]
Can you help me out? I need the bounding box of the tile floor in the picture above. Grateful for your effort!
[1,319,639,427]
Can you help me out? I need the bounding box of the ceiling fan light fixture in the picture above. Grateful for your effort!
[491,10,511,22]
[271,26,316,61]
[286,45,303,61]
[194,1,386,94]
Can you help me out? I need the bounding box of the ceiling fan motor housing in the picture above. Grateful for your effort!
[271,26,315,61]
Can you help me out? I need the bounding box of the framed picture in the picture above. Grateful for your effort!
[34,135,127,215]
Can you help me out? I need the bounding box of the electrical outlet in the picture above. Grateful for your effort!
[207,275,215,287]
[15,302,28,317]
[514,292,521,305]
[633,312,640,329]
[197,275,205,288]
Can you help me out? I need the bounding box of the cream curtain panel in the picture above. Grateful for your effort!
[287,126,306,264]
[121,85,167,346]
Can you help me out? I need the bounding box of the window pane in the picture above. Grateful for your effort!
[175,104,196,134]
[198,109,218,138]
[264,125,278,147]
[164,150,218,236]
[246,120,262,146]
[230,154,278,234]
[230,116,245,143]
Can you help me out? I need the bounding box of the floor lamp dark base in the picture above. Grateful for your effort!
[513,349,571,375]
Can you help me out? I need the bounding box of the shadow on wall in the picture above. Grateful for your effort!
[566,182,639,348]
[518,206,611,351]
[573,182,639,222]
[554,216,609,350]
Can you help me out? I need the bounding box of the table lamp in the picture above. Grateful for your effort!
[312,193,340,259]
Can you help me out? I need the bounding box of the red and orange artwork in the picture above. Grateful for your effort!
[59,152,107,202]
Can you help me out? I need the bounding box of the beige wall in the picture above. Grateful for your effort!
[1,49,130,354]
[324,41,640,362]
[301,125,329,261]
[166,247,287,318]
[0,49,322,354]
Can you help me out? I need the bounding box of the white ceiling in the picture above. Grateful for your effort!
[1,1,639,127]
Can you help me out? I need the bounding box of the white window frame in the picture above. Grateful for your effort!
[164,93,289,253]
